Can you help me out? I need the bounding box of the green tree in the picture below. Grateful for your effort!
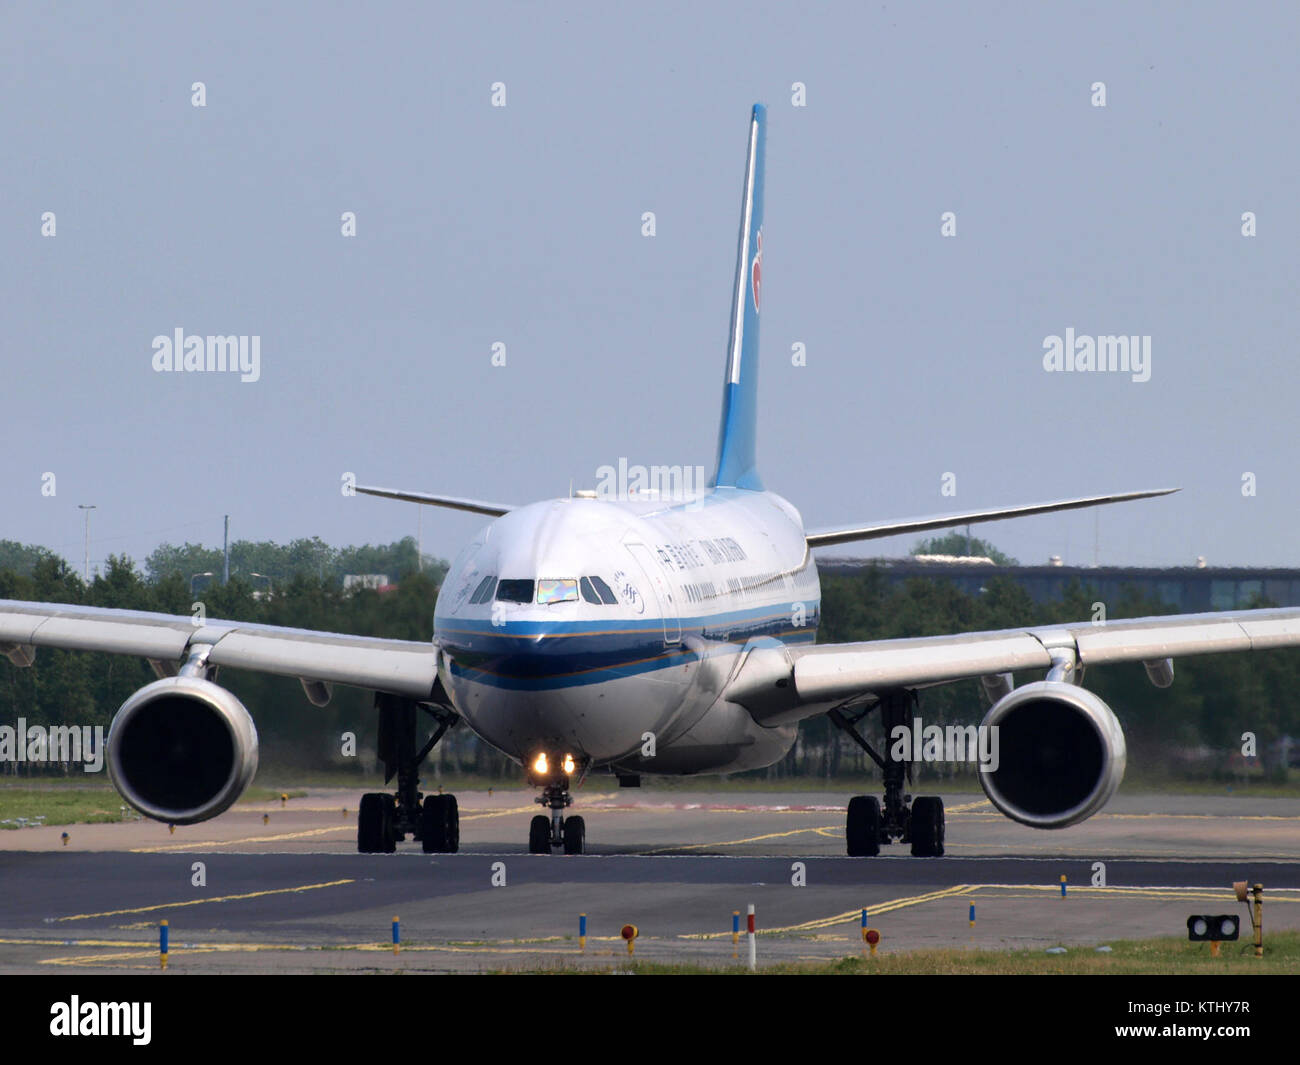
[913,532,1018,566]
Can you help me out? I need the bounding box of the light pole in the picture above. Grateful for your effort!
[78,504,97,581]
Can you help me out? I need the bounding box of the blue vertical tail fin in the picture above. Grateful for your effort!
[711,103,766,491]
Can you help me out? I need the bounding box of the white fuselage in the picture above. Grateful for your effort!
[432,487,820,775]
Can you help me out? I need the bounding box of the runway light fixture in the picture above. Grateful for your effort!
[1187,914,1239,942]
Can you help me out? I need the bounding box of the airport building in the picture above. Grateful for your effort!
[818,558,1300,611]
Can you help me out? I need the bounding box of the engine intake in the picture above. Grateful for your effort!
[978,680,1125,828]
[107,676,258,824]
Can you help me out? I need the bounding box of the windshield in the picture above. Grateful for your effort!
[537,579,578,604]
[495,579,535,604]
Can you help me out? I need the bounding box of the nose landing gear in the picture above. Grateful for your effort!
[527,752,587,854]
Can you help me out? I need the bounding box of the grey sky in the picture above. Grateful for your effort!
[3,2,1297,575]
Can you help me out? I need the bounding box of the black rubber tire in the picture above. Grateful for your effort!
[562,815,585,855]
[444,794,459,853]
[421,794,459,853]
[379,794,396,853]
[910,796,945,857]
[358,793,396,854]
[528,814,551,854]
[846,795,882,857]
[358,793,384,853]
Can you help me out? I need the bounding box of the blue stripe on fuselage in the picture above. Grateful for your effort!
[435,598,819,690]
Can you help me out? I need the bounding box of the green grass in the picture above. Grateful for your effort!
[493,930,1299,975]
[2,764,1293,830]
[0,784,127,828]
[232,763,1300,797]
[0,783,306,828]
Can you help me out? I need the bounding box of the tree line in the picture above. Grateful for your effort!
[2,538,1296,782]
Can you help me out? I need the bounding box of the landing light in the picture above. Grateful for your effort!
[533,753,549,775]
[563,754,576,775]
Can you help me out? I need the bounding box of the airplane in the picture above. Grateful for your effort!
[4,103,1299,857]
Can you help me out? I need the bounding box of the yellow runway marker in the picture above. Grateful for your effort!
[54,878,356,922]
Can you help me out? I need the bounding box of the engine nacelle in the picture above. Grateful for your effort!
[978,680,1125,829]
[107,676,258,825]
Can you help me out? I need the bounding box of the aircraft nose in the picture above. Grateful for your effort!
[439,614,658,685]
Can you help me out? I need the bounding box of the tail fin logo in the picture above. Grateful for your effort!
[751,229,763,313]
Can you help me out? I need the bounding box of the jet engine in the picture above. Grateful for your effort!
[107,676,259,824]
[978,680,1125,828]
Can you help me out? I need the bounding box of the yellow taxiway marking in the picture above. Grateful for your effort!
[16,936,626,967]
[965,884,1300,902]
[944,800,994,813]
[1100,812,1300,822]
[131,806,537,852]
[684,883,1300,941]
[682,885,975,939]
[646,825,839,853]
[131,826,352,852]
[459,805,541,821]
[24,880,1300,964]
[53,878,355,922]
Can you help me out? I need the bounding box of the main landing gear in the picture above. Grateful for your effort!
[357,693,461,854]
[527,752,586,854]
[831,689,945,858]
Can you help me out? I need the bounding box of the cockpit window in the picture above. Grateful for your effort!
[537,579,578,605]
[580,576,619,605]
[469,575,496,604]
[495,579,535,604]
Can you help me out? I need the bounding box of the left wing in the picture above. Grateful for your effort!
[354,484,516,517]
[0,600,438,699]
[0,599,445,826]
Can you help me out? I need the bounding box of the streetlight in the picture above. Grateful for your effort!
[77,504,96,581]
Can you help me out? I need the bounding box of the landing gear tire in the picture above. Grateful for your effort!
[910,796,945,857]
[846,795,882,857]
[421,794,460,854]
[562,815,586,855]
[358,792,396,854]
[529,814,551,854]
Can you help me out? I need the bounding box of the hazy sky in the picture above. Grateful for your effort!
[3,2,1297,574]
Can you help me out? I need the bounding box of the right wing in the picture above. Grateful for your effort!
[804,487,1178,549]
[727,605,1300,724]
